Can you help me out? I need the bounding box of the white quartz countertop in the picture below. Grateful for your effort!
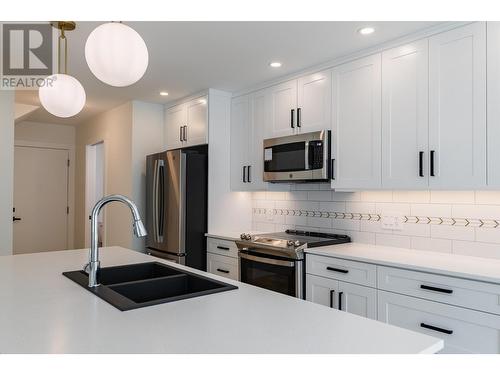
[305,243,500,284]
[0,247,442,354]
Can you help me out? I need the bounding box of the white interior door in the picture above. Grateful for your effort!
[13,146,69,254]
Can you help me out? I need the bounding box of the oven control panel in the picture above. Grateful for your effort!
[240,234,302,248]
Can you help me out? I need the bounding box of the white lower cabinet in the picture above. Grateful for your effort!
[207,252,238,281]
[378,290,500,354]
[306,274,377,320]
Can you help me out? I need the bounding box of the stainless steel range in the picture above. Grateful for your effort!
[236,230,350,299]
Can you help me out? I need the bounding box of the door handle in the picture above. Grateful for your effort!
[297,107,301,127]
[216,268,230,274]
[338,291,344,311]
[179,126,183,142]
[329,289,335,308]
[331,159,335,180]
[419,151,424,177]
[183,125,188,141]
[247,165,251,183]
[12,216,21,222]
[430,150,435,177]
[243,166,247,183]
[326,266,349,274]
[420,284,453,294]
[290,109,295,128]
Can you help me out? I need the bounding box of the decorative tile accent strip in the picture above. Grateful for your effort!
[253,208,500,228]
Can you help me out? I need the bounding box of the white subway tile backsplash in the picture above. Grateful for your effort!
[307,190,333,201]
[392,191,430,203]
[360,191,393,202]
[251,189,500,260]
[410,203,452,218]
[345,202,376,214]
[410,237,452,253]
[430,191,475,204]
[452,240,500,260]
[375,233,411,248]
[430,225,475,241]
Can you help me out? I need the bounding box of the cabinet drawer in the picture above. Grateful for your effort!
[207,253,239,281]
[306,254,376,287]
[378,266,500,315]
[378,290,500,354]
[207,237,238,258]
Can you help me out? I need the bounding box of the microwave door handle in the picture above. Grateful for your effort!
[304,141,310,170]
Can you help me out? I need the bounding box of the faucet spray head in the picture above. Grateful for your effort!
[133,219,147,237]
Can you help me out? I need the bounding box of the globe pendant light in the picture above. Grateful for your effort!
[85,22,149,87]
[39,21,86,118]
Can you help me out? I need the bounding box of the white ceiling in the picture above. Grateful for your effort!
[16,21,444,125]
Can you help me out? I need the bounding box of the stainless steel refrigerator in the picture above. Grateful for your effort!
[145,148,207,270]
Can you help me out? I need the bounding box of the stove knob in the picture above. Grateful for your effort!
[287,240,294,246]
[294,240,301,247]
[244,233,252,240]
[240,233,246,240]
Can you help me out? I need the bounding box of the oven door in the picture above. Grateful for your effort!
[239,251,303,298]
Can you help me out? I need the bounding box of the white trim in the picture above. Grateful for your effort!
[13,141,75,250]
[232,21,472,98]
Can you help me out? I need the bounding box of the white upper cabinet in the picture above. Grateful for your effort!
[487,22,500,187]
[382,40,429,189]
[268,79,297,138]
[185,96,208,147]
[331,54,382,189]
[297,70,332,133]
[267,69,332,138]
[230,90,269,191]
[164,95,208,150]
[428,23,487,189]
[230,94,251,191]
[164,103,186,150]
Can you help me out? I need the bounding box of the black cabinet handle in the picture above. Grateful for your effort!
[430,150,435,177]
[338,291,344,311]
[420,323,453,335]
[179,127,183,142]
[329,289,335,308]
[326,266,349,274]
[12,216,21,222]
[183,125,188,141]
[297,107,301,127]
[216,268,230,274]
[290,109,295,128]
[247,165,251,183]
[420,284,453,294]
[243,166,247,183]
[216,246,230,251]
[331,159,335,180]
[419,151,424,177]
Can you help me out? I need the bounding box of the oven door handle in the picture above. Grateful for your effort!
[239,252,295,267]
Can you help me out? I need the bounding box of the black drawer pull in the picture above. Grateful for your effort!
[338,291,344,311]
[329,289,335,308]
[419,151,424,177]
[326,266,349,274]
[290,109,295,128]
[216,268,229,274]
[420,323,453,335]
[420,284,453,294]
[430,150,435,177]
[216,246,230,251]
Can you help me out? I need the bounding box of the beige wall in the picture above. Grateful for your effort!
[0,91,15,255]
[75,102,133,249]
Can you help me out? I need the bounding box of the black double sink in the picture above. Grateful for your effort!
[63,262,238,311]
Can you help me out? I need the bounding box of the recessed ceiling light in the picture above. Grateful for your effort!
[160,91,169,96]
[358,27,375,35]
[269,61,282,68]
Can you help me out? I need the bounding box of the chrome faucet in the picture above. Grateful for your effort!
[86,194,147,287]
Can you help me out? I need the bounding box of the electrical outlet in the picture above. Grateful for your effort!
[381,215,403,231]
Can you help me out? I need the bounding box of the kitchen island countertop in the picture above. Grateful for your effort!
[0,247,443,354]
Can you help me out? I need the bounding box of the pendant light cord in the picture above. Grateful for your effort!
[58,28,68,74]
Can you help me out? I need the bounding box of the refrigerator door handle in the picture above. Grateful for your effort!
[157,159,165,243]
[152,159,159,243]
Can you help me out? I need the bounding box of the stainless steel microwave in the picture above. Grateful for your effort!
[263,130,331,182]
